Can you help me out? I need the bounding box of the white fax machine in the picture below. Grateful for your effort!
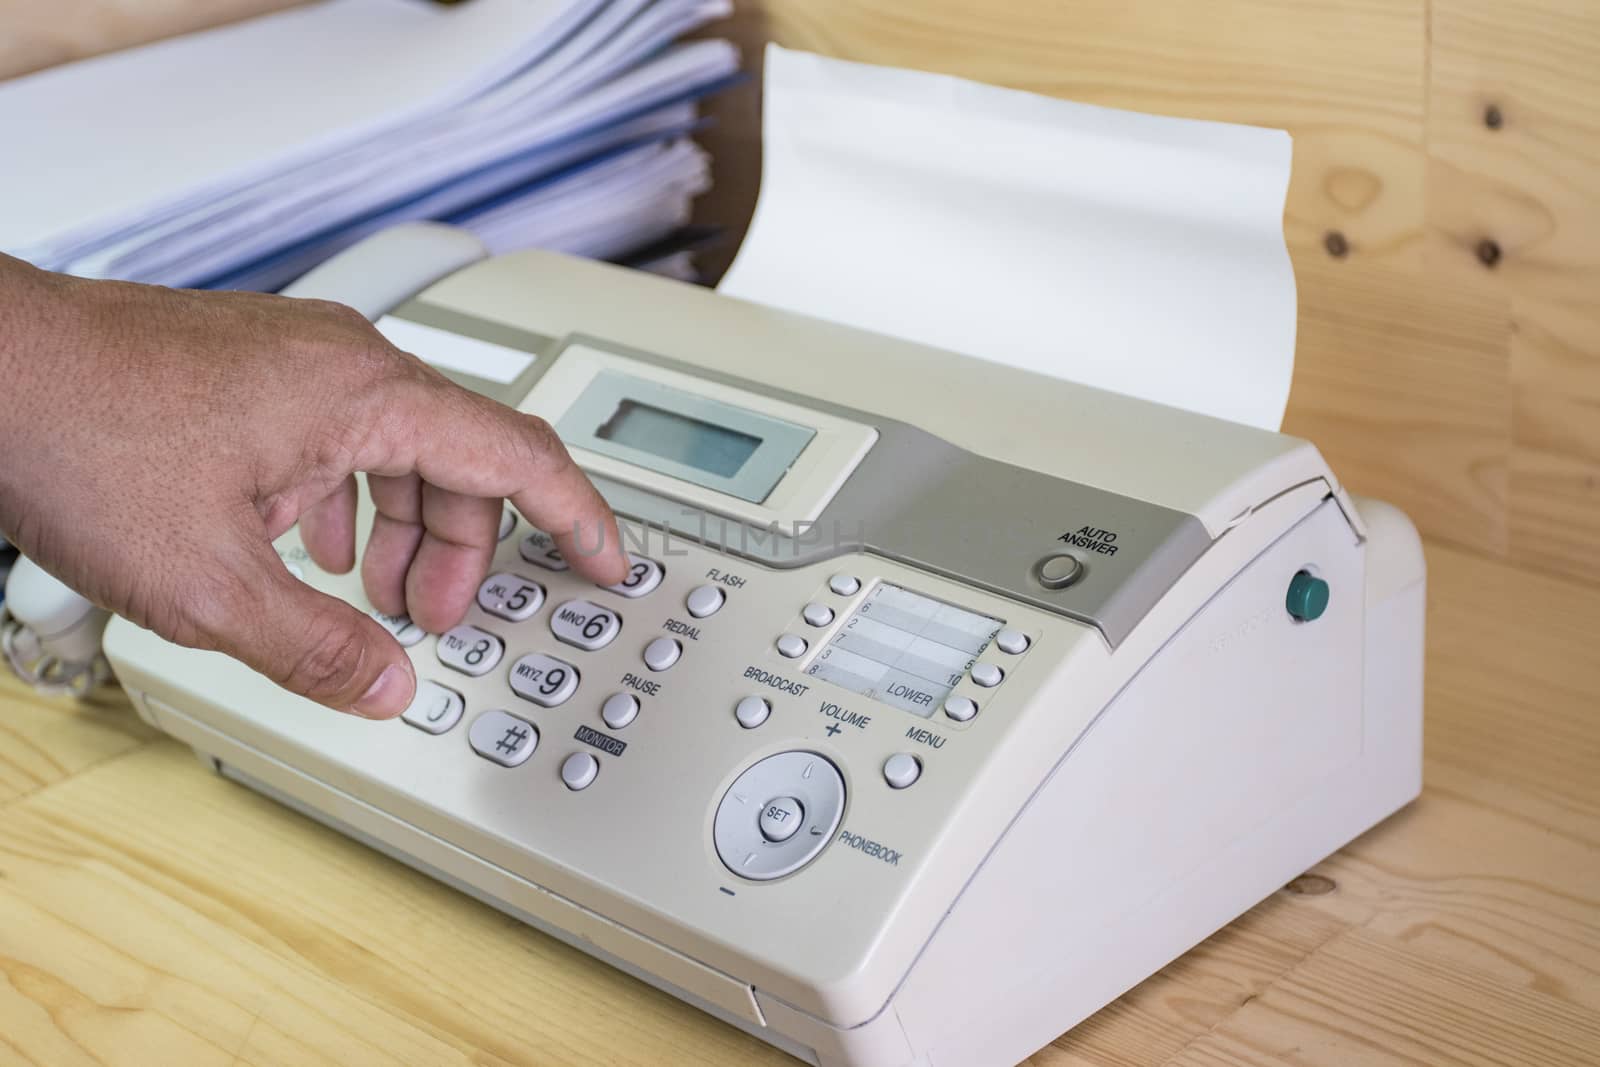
[103,226,1426,1067]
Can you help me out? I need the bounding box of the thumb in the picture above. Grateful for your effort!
[211,546,417,719]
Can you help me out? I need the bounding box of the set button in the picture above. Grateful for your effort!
[643,636,681,672]
[509,652,580,707]
[735,696,771,729]
[758,796,805,842]
[603,554,663,598]
[437,625,504,676]
[685,584,725,618]
[475,572,545,622]
[468,710,538,767]
[601,692,639,730]
[776,634,808,659]
[372,610,425,648]
[550,599,621,651]
[401,681,464,734]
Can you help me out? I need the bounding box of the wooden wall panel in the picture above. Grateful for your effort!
[1428,0,1600,582]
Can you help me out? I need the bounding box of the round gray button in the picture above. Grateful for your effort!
[943,695,977,722]
[883,752,921,789]
[560,751,598,791]
[802,602,835,627]
[685,584,725,618]
[995,628,1030,655]
[776,634,808,659]
[828,574,861,596]
[1034,553,1083,589]
[714,751,846,880]
[601,692,639,730]
[643,636,681,671]
[498,509,517,542]
[971,662,1004,688]
[758,796,805,842]
[735,696,771,729]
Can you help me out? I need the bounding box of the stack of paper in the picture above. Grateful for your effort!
[0,0,737,291]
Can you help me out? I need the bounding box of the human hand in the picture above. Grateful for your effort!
[0,254,626,718]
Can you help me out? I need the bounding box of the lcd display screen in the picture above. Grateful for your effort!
[806,583,1003,717]
[596,399,763,478]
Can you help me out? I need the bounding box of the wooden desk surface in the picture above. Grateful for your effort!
[3,538,1597,1066]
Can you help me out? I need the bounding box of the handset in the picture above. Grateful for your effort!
[2,224,489,696]
[279,222,489,319]
[2,557,111,696]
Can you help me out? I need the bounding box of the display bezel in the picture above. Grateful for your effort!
[556,370,816,504]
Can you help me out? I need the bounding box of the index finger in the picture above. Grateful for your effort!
[360,374,628,586]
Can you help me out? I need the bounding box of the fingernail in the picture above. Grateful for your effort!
[352,663,412,719]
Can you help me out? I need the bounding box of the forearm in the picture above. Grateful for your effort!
[0,253,62,544]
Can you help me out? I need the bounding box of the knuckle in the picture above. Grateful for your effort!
[308,297,370,329]
[306,417,366,476]
[513,412,571,473]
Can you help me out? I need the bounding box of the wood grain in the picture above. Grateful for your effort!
[0,670,154,809]
[0,740,789,1067]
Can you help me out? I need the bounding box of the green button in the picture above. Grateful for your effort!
[1286,570,1329,621]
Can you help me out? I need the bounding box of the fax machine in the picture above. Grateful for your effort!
[102,225,1426,1067]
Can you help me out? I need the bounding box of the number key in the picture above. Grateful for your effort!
[549,599,622,651]
[437,624,504,677]
[602,554,663,598]
[519,529,568,571]
[477,572,545,622]
[509,653,580,707]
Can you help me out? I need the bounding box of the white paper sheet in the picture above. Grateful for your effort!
[719,46,1298,431]
[0,0,588,262]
